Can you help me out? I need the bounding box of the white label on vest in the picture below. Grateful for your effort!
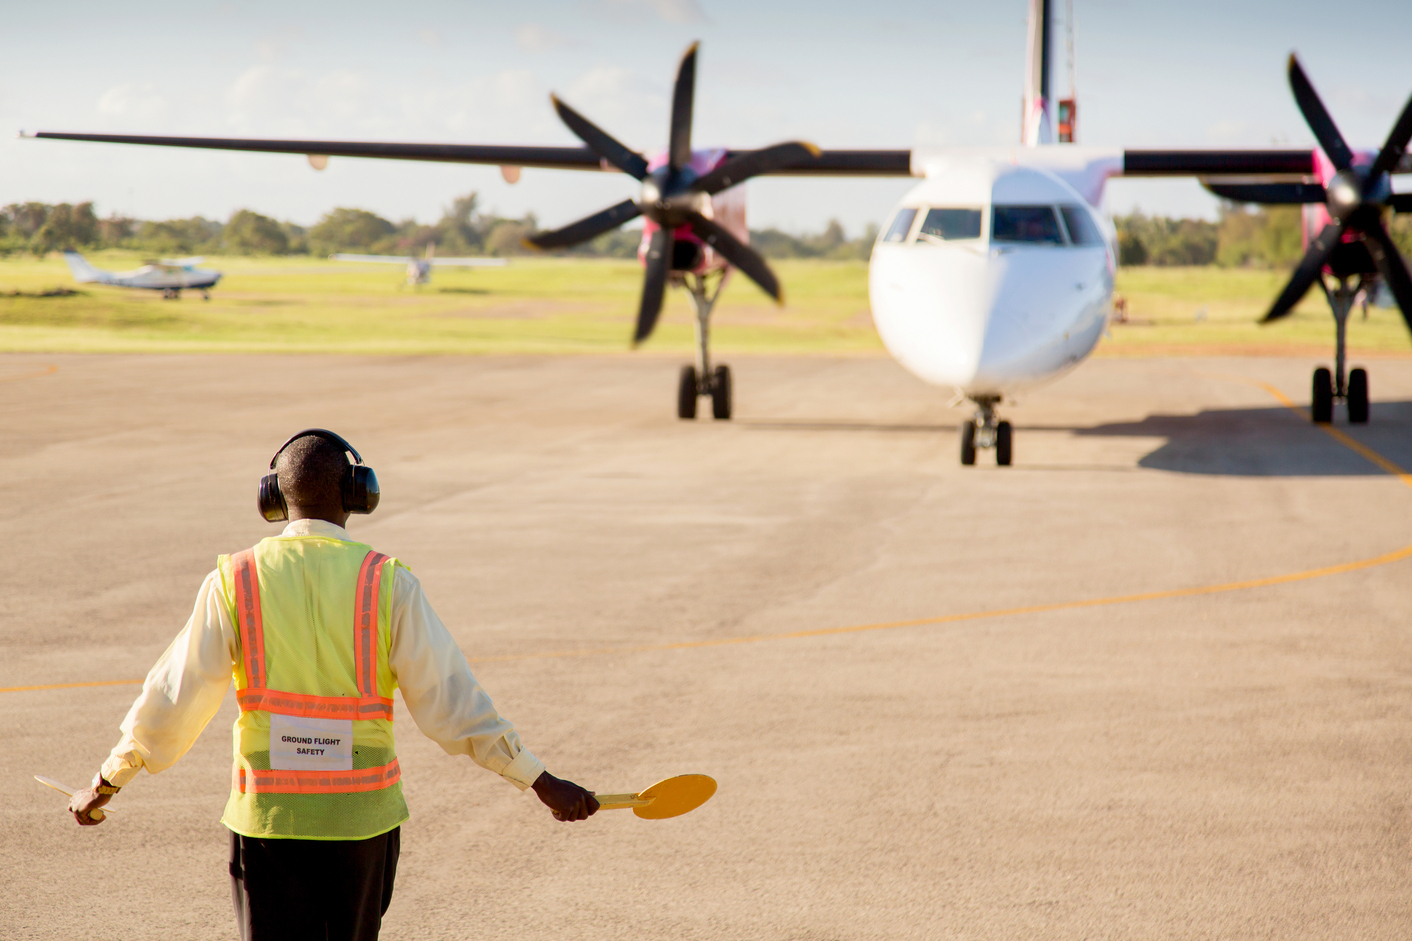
[269,715,354,771]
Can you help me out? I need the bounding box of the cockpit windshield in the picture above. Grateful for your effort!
[1058,205,1103,246]
[992,206,1065,244]
[916,208,982,242]
[881,208,918,243]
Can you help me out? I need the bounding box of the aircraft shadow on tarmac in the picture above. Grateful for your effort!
[743,400,1412,477]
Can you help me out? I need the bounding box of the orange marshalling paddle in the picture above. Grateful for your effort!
[593,774,716,819]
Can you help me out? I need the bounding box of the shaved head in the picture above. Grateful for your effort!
[275,434,348,510]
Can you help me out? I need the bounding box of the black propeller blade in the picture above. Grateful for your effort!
[635,227,673,345]
[1367,88,1412,181]
[1202,181,1325,204]
[694,142,822,196]
[668,43,698,172]
[550,95,649,180]
[1263,223,1343,322]
[524,199,642,250]
[687,212,783,303]
[1362,222,1412,333]
[1288,55,1354,172]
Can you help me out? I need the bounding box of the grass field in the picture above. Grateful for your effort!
[0,250,1408,357]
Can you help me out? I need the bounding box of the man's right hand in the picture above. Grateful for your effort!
[531,771,599,822]
[68,785,112,826]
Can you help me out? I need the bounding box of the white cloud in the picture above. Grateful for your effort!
[96,83,170,124]
[561,66,666,145]
[515,23,575,53]
[599,0,708,24]
[417,28,443,48]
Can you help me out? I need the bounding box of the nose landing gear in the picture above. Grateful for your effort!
[960,396,1012,466]
[675,271,733,421]
[1311,276,1370,425]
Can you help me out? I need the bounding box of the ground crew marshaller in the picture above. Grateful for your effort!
[68,429,599,941]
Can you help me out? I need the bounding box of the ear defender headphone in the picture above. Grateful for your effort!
[257,428,380,522]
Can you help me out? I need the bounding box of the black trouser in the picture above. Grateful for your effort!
[229,827,400,941]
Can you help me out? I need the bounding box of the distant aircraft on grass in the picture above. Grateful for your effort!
[61,250,221,300]
[28,0,1412,462]
[329,242,506,287]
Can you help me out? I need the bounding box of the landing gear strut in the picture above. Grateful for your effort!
[959,396,1012,466]
[675,271,732,421]
[1312,276,1370,424]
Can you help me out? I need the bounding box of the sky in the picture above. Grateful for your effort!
[2,0,1410,237]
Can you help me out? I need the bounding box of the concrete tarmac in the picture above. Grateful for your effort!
[2,351,1410,940]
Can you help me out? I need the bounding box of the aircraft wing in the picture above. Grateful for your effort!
[21,131,912,176]
[330,253,413,263]
[428,257,508,267]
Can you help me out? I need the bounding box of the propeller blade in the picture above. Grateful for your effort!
[686,212,783,305]
[1368,90,1412,182]
[1288,55,1354,172]
[668,43,698,171]
[634,226,673,345]
[693,142,823,196]
[1201,181,1325,204]
[550,95,648,180]
[1265,223,1338,322]
[1362,220,1412,333]
[1389,193,1412,214]
[524,200,642,250]
[1263,222,1342,322]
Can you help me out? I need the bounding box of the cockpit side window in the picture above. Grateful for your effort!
[1058,204,1103,246]
[916,208,982,242]
[992,205,1065,245]
[881,207,918,243]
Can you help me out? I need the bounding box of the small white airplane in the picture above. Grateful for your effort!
[29,0,1412,462]
[330,242,506,287]
[62,250,222,300]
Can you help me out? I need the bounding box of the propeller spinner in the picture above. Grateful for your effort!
[1260,55,1412,329]
[525,44,819,345]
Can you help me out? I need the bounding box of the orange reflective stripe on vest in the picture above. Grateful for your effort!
[231,548,394,721]
[236,688,393,719]
[231,549,266,690]
[355,551,390,702]
[236,758,402,795]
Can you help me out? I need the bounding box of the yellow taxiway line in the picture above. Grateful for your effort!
[0,364,58,384]
[4,371,1409,694]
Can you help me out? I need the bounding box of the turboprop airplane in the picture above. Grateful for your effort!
[61,250,221,299]
[330,242,507,287]
[24,0,1412,463]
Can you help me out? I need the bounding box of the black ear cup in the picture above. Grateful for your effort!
[258,473,289,522]
[344,465,380,514]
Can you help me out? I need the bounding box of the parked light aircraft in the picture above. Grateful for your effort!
[25,0,1412,462]
[62,250,221,299]
[330,242,507,287]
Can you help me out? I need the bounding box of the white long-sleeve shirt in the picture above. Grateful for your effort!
[101,519,545,794]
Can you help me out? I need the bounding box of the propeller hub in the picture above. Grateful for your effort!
[637,167,707,228]
[1326,169,1362,222]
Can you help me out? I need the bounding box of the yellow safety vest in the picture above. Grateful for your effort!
[218,533,409,840]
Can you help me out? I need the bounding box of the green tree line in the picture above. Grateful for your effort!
[1117,204,1412,267]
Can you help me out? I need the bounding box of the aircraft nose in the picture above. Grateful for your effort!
[868,245,995,388]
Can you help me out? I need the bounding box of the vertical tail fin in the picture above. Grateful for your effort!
[1022,0,1054,146]
[61,250,104,284]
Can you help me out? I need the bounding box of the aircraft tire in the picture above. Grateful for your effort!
[1347,367,1369,424]
[677,365,698,420]
[996,421,1013,466]
[1311,367,1334,424]
[710,365,732,420]
[960,421,977,466]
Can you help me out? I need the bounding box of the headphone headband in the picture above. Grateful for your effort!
[268,428,364,469]
[257,428,379,522]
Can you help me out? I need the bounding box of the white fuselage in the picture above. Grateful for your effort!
[869,156,1116,398]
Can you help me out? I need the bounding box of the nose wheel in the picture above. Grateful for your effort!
[959,398,1012,466]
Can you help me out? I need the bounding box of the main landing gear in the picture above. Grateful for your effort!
[675,271,732,421]
[1310,276,1370,424]
[959,396,1012,466]
[161,287,182,300]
